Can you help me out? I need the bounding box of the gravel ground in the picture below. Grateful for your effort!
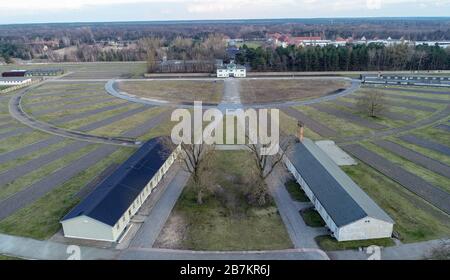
[122,111,171,138]
[52,102,131,124]
[384,100,436,112]
[343,144,450,215]
[310,104,389,130]
[282,107,337,137]
[374,87,450,95]
[0,128,32,141]
[386,94,450,104]
[77,106,150,132]
[0,141,90,188]
[435,124,450,132]
[332,100,416,122]
[0,145,118,221]
[399,135,450,156]
[373,140,450,179]
[0,137,64,165]
[32,97,117,116]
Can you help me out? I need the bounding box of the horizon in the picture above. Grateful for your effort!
[1,0,450,25]
[1,16,450,27]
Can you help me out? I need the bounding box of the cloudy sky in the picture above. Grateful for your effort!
[0,0,449,24]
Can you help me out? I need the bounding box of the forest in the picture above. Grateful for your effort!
[236,44,450,72]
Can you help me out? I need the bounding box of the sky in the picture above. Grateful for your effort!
[0,0,449,24]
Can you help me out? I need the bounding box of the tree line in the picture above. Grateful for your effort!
[235,43,450,72]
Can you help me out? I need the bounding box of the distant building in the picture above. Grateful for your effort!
[284,132,394,242]
[217,61,246,78]
[0,77,32,86]
[2,70,27,77]
[61,137,181,242]
[25,68,64,77]
[362,74,450,87]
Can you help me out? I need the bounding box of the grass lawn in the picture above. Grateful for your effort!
[285,180,310,202]
[296,106,371,137]
[0,147,135,240]
[362,141,450,193]
[315,235,395,251]
[240,79,350,104]
[0,143,98,201]
[300,208,326,227]
[0,255,22,260]
[412,127,450,147]
[0,131,51,155]
[119,80,224,104]
[279,110,322,141]
[155,151,293,251]
[342,162,450,243]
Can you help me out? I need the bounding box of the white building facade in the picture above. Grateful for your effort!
[0,78,32,86]
[217,61,246,78]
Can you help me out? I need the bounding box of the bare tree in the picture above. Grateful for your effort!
[245,137,295,206]
[162,138,215,205]
[357,90,387,118]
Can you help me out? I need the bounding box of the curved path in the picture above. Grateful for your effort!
[105,77,361,109]
[8,82,141,147]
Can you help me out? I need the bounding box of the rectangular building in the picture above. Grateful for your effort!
[284,138,394,242]
[217,61,246,78]
[0,77,32,86]
[61,137,181,242]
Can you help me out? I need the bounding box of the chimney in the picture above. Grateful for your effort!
[297,121,304,142]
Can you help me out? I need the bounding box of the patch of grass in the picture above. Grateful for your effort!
[240,79,350,104]
[297,106,371,137]
[90,107,168,137]
[0,147,134,240]
[285,180,309,202]
[315,235,395,251]
[300,208,326,227]
[362,141,450,193]
[0,139,69,174]
[163,151,292,251]
[0,143,98,201]
[0,131,51,155]
[119,80,224,104]
[412,127,450,147]
[342,162,450,243]
[279,110,322,141]
[0,255,22,260]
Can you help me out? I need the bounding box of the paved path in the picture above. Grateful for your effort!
[0,145,118,220]
[281,107,337,137]
[328,239,448,260]
[266,167,328,249]
[311,104,389,130]
[0,141,90,188]
[0,233,117,260]
[119,248,329,260]
[373,140,450,179]
[342,144,450,215]
[130,170,190,248]
[399,134,450,156]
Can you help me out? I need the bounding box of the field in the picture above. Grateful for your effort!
[154,151,292,251]
[239,79,351,104]
[118,80,224,104]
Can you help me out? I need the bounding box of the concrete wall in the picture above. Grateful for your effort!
[337,218,394,242]
[61,216,115,242]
